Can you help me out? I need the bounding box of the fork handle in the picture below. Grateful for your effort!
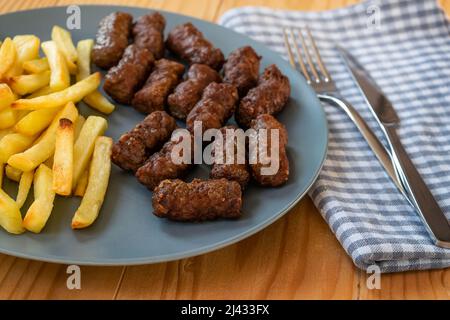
[318,94,404,193]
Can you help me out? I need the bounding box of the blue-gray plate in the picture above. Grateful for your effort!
[0,5,328,265]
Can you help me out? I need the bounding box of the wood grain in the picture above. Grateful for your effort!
[0,0,449,300]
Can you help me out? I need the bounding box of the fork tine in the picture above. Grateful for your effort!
[288,28,311,84]
[297,28,320,83]
[305,26,331,82]
[282,28,296,68]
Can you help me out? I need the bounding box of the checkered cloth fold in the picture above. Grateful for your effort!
[219,0,450,272]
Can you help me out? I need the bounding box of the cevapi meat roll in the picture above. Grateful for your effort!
[103,44,154,104]
[92,12,133,69]
[166,22,224,70]
[135,132,194,191]
[152,179,242,221]
[186,82,238,133]
[168,64,221,120]
[250,114,289,187]
[111,111,177,172]
[223,46,261,97]
[236,64,290,128]
[132,12,166,59]
[210,125,250,189]
[132,59,185,114]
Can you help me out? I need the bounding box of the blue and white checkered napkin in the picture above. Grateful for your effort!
[219,0,450,273]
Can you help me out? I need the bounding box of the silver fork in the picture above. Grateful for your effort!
[282,27,403,192]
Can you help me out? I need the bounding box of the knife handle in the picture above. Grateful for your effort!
[318,94,404,192]
[384,126,450,246]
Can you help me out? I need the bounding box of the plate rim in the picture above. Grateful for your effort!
[0,4,329,266]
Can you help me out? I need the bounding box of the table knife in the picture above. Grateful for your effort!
[336,45,450,248]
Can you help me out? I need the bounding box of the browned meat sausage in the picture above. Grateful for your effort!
[249,114,289,187]
[92,12,133,69]
[210,125,250,189]
[135,132,194,190]
[167,64,221,120]
[111,111,177,172]
[132,59,185,114]
[132,12,166,59]
[186,82,238,133]
[223,46,261,97]
[166,22,224,70]
[236,64,290,128]
[152,179,242,221]
[103,44,154,104]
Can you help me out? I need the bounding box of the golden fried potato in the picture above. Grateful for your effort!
[53,118,74,196]
[16,170,33,208]
[83,91,115,114]
[52,26,77,74]
[9,70,51,96]
[22,57,49,74]
[27,85,55,99]
[76,39,93,82]
[23,164,56,233]
[7,102,78,172]
[74,115,86,140]
[0,163,4,186]
[72,136,112,229]
[74,168,88,197]
[0,84,15,111]
[0,107,17,129]
[15,107,60,136]
[41,40,70,91]
[5,165,22,182]
[0,132,37,163]
[72,116,107,189]
[0,188,25,234]
[0,38,17,79]
[5,35,41,77]
[11,72,100,110]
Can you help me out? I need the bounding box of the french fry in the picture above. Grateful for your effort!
[27,85,55,99]
[76,39,93,82]
[0,107,17,129]
[41,40,70,91]
[22,57,49,74]
[9,70,51,96]
[0,188,25,234]
[15,107,60,136]
[23,164,56,233]
[74,115,86,140]
[0,84,15,111]
[5,165,22,182]
[0,163,4,186]
[52,26,77,74]
[7,102,78,172]
[74,168,89,197]
[53,118,74,196]
[11,73,101,110]
[13,35,40,62]
[75,39,115,114]
[0,128,13,141]
[16,170,33,208]
[0,132,37,163]
[72,136,112,229]
[83,91,115,114]
[5,35,40,77]
[44,155,54,168]
[72,116,107,189]
[0,38,17,79]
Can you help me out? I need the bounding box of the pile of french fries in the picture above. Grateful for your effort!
[0,26,115,234]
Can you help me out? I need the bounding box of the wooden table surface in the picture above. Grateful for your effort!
[1,0,450,300]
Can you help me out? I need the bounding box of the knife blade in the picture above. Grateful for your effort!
[336,45,450,248]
